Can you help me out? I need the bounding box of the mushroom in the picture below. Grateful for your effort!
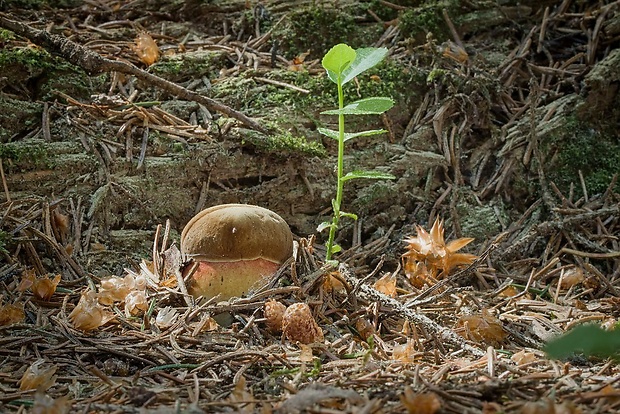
[181,204,293,301]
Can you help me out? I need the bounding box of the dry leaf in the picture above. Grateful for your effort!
[0,303,25,326]
[264,299,286,333]
[282,303,323,344]
[403,218,476,285]
[19,360,57,391]
[559,266,585,289]
[124,290,148,316]
[373,273,397,297]
[288,50,310,71]
[511,350,537,365]
[400,388,441,414]
[98,275,132,305]
[32,392,70,414]
[133,32,160,65]
[355,318,375,340]
[457,310,506,345]
[228,376,255,413]
[392,339,420,363]
[323,271,346,294]
[51,209,70,242]
[32,274,62,301]
[155,307,178,329]
[69,290,113,331]
[17,268,36,292]
[441,40,469,63]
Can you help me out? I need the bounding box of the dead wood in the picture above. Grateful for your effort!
[0,12,268,134]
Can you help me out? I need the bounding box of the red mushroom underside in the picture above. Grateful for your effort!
[185,258,281,300]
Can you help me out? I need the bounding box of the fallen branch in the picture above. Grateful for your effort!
[339,264,486,358]
[0,13,268,134]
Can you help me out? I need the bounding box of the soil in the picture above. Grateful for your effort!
[0,1,619,413]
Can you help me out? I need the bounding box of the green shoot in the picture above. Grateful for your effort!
[318,43,395,263]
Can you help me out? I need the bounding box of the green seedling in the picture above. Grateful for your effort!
[317,43,395,263]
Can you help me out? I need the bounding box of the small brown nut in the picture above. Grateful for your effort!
[264,299,287,333]
[181,204,293,300]
[282,303,323,344]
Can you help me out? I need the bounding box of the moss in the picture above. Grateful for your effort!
[399,0,462,42]
[456,188,508,240]
[352,181,399,215]
[544,117,620,197]
[150,50,227,83]
[241,128,326,158]
[0,29,15,45]
[0,96,43,143]
[273,6,380,60]
[0,139,50,171]
[0,46,96,100]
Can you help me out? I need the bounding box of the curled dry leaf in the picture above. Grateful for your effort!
[98,275,133,305]
[69,290,113,331]
[456,310,507,346]
[355,318,375,340]
[322,271,346,294]
[400,388,441,414]
[0,302,25,326]
[18,268,36,292]
[32,274,62,301]
[392,339,420,363]
[373,273,397,297]
[19,359,57,391]
[228,376,255,414]
[282,303,324,344]
[133,32,160,65]
[403,218,477,286]
[264,299,286,333]
[559,266,585,289]
[18,270,61,300]
[511,350,537,365]
[155,306,178,329]
[124,290,148,317]
[32,392,70,414]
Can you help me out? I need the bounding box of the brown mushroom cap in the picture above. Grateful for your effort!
[181,204,293,263]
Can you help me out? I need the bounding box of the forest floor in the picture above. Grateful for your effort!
[1,0,620,413]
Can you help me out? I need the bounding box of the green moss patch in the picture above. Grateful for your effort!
[545,117,620,197]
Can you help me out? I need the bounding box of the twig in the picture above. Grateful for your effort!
[339,264,485,358]
[0,158,10,202]
[0,13,268,134]
[254,76,310,94]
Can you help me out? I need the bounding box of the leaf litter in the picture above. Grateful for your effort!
[1,1,620,413]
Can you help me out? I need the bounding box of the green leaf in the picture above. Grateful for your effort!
[330,244,342,254]
[317,127,387,142]
[341,47,389,85]
[544,324,620,360]
[339,211,358,220]
[317,127,340,140]
[317,221,335,232]
[341,170,396,182]
[322,44,356,83]
[321,97,394,115]
[343,129,387,142]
